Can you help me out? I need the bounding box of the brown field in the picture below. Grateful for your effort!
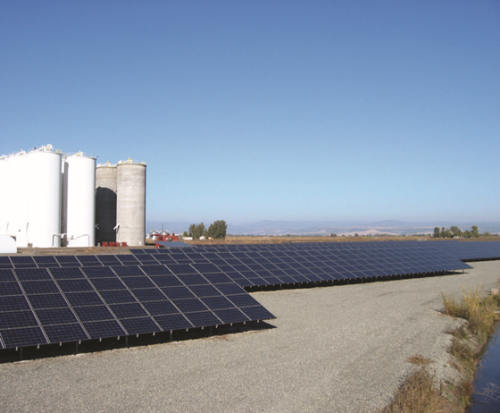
[184,235,500,246]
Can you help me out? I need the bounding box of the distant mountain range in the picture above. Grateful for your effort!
[146,220,500,236]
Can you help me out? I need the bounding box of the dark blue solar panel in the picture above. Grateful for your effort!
[150,275,183,287]
[185,311,221,327]
[109,303,148,319]
[83,320,126,339]
[36,308,79,325]
[33,256,59,268]
[74,306,115,322]
[161,287,196,300]
[120,277,156,289]
[131,288,166,302]
[65,292,103,307]
[0,311,38,329]
[142,300,179,316]
[97,255,121,265]
[0,295,30,311]
[120,317,160,335]
[201,296,235,310]
[21,280,60,295]
[139,265,172,276]
[10,256,37,268]
[172,298,208,313]
[56,279,95,293]
[28,294,69,309]
[44,324,89,343]
[0,269,16,282]
[0,257,13,269]
[76,255,101,266]
[55,256,81,267]
[15,268,52,281]
[100,290,137,304]
[91,278,126,290]
[112,266,144,277]
[81,267,116,278]
[154,314,193,331]
[213,308,249,324]
[0,327,47,348]
[50,267,85,279]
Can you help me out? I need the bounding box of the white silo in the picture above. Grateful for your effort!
[8,151,30,247]
[95,163,118,245]
[63,153,96,247]
[0,157,7,235]
[116,160,146,246]
[27,146,63,248]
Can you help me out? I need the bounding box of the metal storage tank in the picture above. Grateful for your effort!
[8,151,30,247]
[27,147,62,248]
[63,153,96,247]
[95,163,117,245]
[116,160,146,246]
[0,157,7,235]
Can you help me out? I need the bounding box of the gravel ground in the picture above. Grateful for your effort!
[1,261,499,413]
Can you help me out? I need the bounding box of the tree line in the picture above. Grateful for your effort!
[433,225,479,238]
[184,220,227,239]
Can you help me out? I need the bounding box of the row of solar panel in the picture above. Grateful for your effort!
[0,302,273,349]
[0,254,141,269]
[0,265,275,349]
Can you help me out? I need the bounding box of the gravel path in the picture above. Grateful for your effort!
[1,261,499,413]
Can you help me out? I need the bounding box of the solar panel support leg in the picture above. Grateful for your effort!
[170,330,173,341]
[19,348,23,361]
[125,336,128,347]
[75,342,78,354]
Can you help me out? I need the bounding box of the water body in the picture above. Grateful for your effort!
[469,325,500,412]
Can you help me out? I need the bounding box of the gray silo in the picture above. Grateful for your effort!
[95,163,117,245]
[116,160,146,246]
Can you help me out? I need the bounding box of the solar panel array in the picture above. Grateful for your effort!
[0,255,274,350]
[131,241,472,288]
[1,241,497,353]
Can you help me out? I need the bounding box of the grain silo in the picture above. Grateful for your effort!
[95,163,118,245]
[8,151,30,247]
[62,153,96,247]
[116,160,146,246]
[27,147,63,248]
[0,157,7,235]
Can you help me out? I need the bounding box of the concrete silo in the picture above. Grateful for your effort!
[116,160,146,246]
[62,153,96,247]
[27,147,63,248]
[95,163,118,245]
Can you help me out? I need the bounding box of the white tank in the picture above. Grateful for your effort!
[27,148,62,247]
[116,160,146,246]
[63,153,96,247]
[95,163,118,244]
[0,157,7,234]
[8,152,30,247]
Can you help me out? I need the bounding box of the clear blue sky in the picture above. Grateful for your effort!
[1,1,499,225]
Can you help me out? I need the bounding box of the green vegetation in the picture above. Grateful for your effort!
[380,285,500,413]
[433,225,479,238]
[207,220,227,239]
[188,222,207,239]
[188,220,227,239]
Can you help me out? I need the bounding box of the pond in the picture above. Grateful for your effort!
[469,325,500,412]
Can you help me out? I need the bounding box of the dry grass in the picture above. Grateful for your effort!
[407,354,433,365]
[379,284,500,413]
[379,368,448,413]
[442,288,500,342]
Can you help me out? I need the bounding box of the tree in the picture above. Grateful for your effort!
[433,227,440,238]
[182,231,188,237]
[450,226,462,237]
[188,222,206,239]
[330,233,337,237]
[208,220,227,239]
[471,225,479,238]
